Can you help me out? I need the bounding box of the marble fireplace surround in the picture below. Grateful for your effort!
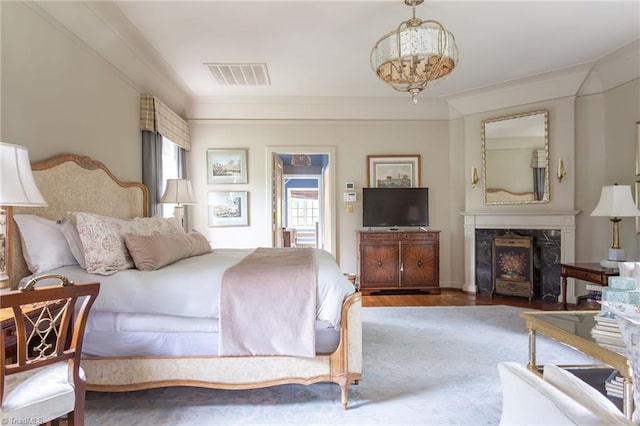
[462,211,580,303]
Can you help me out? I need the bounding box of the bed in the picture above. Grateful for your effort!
[6,154,362,409]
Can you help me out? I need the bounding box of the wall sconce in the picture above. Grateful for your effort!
[470,166,479,188]
[557,158,567,182]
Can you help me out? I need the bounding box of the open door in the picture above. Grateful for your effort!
[272,153,284,247]
[266,146,336,255]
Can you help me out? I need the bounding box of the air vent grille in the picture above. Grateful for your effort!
[205,63,271,86]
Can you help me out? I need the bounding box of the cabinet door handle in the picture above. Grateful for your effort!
[400,262,404,272]
[377,260,383,268]
[417,260,423,268]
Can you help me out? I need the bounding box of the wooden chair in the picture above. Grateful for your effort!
[1,276,99,426]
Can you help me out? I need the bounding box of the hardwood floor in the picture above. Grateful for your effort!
[361,288,573,311]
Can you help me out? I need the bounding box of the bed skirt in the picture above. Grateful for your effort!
[82,292,362,409]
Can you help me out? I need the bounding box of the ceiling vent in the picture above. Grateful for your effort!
[205,63,271,86]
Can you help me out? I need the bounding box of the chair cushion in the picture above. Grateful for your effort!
[543,364,630,425]
[2,362,85,423]
[497,362,631,425]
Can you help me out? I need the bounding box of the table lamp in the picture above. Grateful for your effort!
[160,178,197,228]
[590,183,640,268]
[0,142,48,288]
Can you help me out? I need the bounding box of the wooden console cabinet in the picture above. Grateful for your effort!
[357,230,440,295]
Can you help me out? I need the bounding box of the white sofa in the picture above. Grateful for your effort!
[498,362,632,425]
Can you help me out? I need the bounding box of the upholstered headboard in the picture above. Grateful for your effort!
[6,154,148,288]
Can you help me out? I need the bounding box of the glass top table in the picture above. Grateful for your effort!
[520,310,633,419]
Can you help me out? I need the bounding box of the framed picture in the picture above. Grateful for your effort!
[208,191,248,227]
[367,155,421,188]
[207,149,248,184]
[636,122,640,176]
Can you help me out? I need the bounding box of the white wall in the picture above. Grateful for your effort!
[1,1,187,182]
[575,79,640,263]
[464,97,576,213]
[188,119,457,286]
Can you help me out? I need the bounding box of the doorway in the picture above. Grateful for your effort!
[266,146,336,255]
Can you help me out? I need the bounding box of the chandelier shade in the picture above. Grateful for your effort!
[371,0,458,104]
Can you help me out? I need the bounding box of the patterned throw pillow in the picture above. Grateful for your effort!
[73,212,184,275]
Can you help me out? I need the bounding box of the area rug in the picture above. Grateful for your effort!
[84,305,594,425]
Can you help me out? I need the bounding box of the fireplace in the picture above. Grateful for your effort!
[462,211,579,303]
[478,229,559,302]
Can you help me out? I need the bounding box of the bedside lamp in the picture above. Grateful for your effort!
[0,142,48,287]
[160,179,197,228]
[590,183,640,267]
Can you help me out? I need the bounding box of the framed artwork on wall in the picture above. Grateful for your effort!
[207,149,248,184]
[208,191,249,227]
[367,155,421,188]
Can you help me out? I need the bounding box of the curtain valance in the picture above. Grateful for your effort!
[140,94,191,151]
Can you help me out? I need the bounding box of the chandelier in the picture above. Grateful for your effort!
[370,0,459,104]
[291,154,312,166]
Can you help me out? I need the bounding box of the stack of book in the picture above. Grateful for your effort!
[605,370,624,399]
[591,311,627,356]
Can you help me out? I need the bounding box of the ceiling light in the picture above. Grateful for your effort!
[291,155,312,167]
[370,0,459,104]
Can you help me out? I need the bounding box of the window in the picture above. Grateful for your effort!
[289,195,320,228]
[160,138,181,218]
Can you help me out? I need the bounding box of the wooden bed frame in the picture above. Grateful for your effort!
[6,154,362,409]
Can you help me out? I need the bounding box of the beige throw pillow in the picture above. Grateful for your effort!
[74,212,185,275]
[124,230,212,271]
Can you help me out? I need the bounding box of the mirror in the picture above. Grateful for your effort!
[481,110,549,205]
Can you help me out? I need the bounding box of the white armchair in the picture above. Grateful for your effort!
[498,362,631,425]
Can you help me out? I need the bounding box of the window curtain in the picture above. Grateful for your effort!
[530,149,546,201]
[140,94,191,217]
[142,131,163,217]
[140,94,191,150]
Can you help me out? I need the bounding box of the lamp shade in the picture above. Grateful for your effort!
[0,142,47,206]
[160,179,197,205]
[590,185,640,217]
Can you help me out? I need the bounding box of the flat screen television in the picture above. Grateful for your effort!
[362,187,429,228]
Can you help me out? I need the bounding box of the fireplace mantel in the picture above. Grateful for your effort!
[462,210,580,302]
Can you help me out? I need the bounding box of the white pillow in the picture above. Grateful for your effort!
[56,216,86,269]
[13,214,78,274]
[543,364,630,425]
[73,212,184,275]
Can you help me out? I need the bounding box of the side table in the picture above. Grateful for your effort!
[560,263,619,310]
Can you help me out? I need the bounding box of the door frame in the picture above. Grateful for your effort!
[265,146,336,255]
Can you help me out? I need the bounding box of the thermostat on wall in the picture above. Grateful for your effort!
[343,192,357,202]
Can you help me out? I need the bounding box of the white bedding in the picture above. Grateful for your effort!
[83,313,340,356]
[27,248,355,329]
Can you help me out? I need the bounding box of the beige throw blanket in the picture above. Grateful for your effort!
[219,247,316,357]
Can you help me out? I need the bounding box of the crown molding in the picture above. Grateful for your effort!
[443,40,640,116]
[31,0,191,115]
[578,39,640,96]
[188,96,452,121]
[441,64,592,116]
